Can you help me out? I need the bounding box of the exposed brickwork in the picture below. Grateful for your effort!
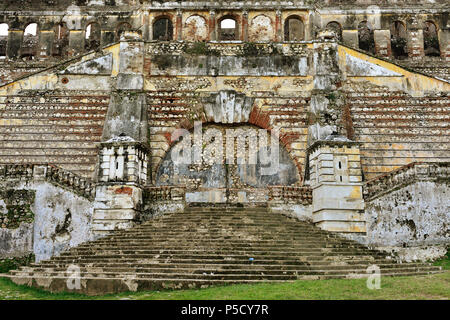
[0,92,109,178]
[346,90,450,180]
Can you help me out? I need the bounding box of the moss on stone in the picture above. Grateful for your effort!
[0,253,35,273]
[0,189,35,229]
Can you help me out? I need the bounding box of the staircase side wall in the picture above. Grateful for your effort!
[342,180,449,261]
[0,179,94,262]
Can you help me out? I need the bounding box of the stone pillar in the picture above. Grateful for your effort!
[407,28,424,60]
[308,140,365,233]
[275,10,282,42]
[242,10,248,42]
[6,29,23,59]
[92,31,148,235]
[38,30,54,58]
[438,29,450,61]
[342,30,358,49]
[374,29,391,58]
[92,142,148,234]
[176,10,182,41]
[307,41,343,146]
[68,30,84,57]
[209,10,216,41]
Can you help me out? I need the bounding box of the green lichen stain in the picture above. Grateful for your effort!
[0,253,35,273]
[0,189,35,229]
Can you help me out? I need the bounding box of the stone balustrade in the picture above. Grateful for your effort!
[146,41,310,56]
[145,185,312,205]
[146,186,186,202]
[0,164,96,200]
[268,186,312,205]
[363,162,450,201]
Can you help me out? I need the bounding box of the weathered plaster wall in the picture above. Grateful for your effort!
[365,180,449,247]
[0,179,94,262]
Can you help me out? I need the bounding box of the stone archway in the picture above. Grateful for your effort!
[155,123,299,203]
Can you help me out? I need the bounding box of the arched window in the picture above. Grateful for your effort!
[22,23,39,59]
[284,16,305,41]
[24,23,38,36]
[423,21,440,57]
[53,23,69,57]
[153,17,173,41]
[219,17,238,41]
[85,22,101,51]
[0,23,8,57]
[358,20,375,54]
[390,21,407,59]
[116,22,132,41]
[326,21,342,42]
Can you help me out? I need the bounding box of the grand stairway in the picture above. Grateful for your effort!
[0,205,442,295]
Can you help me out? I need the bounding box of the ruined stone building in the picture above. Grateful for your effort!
[0,0,448,294]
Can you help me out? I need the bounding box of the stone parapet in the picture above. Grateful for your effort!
[0,164,96,200]
[363,162,450,202]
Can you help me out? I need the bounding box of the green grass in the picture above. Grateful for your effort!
[433,250,450,270]
[0,272,448,300]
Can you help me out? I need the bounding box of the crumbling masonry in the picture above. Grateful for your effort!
[0,0,448,293]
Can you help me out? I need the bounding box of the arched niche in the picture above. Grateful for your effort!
[358,20,375,54]
[326,21,342,42]
[284,16,304,41]
[53,23,69,57]
[390,21,407,59]
[156,124,299,192]
[116,22,132,41]
[85,22,101,51]
[423,20,440,57]
[184,15,208,41]
[249,15,273,42]
[153,17,173,41]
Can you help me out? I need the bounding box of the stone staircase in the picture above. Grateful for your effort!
[0,205,442,295]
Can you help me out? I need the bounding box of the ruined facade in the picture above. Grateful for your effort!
[0,0,449,267]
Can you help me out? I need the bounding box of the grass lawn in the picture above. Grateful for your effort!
[0,252,448,300]
[0,272,447,300]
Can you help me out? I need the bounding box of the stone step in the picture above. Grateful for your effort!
[78,242,368,250]
[62,248,385,256]
[10,266,441,280]
[37,257,396,266]
[3,205,440,295]
[30,260,434,271]
[15,264,439,275]
[51,252,389,262]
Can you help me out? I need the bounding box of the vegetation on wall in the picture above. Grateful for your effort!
[183,42,219,56]
[0,253,35,273]
[0,189,35,229]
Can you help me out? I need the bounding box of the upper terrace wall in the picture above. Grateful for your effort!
[0,2,447,70]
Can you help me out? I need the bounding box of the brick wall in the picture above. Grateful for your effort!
[0,91,109,178]
[346,89,450,180]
